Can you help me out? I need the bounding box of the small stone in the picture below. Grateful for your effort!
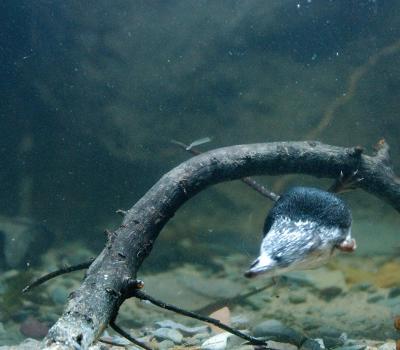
[186,336,202,346]
[314,327,346,348]
[19,316,49,339]
[155,319,209,336]
[267,340,298,350]
[319,286,342,301]
[378,342,396,350]
[302,317,320,331]
[322,336,344,349]
[201,332,231,350]
[158,340,175,350]
[252,319,306,346]
[192,332,211,341]
[0,338,41,350]
[153,327,183,344]
[226,334,244,348]
[350,282,373,292]
[289,292,307,304]
[317,326,342,338]
[231,314,249,328]
[388,287,400,299]
[300,338,321,350]
[50,286,69,305]
[367,294,384,303]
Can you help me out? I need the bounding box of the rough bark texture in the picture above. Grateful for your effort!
[42,141,400,349]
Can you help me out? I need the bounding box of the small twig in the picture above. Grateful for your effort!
[110,320,152,350]
[133,290,270,347]
[241,177,280,201]
[98,337,127,348]
[22,258,95,293]
[194,280,274,314]
[172,139,279,202]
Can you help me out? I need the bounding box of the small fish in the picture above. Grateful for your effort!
[185,137,212,150]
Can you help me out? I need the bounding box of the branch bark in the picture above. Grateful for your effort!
[42,140,400,349]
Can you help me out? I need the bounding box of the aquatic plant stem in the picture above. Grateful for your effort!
[42,140,400,350]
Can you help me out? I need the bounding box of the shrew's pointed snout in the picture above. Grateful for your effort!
[244,254,276,278]
[244,257,261,278]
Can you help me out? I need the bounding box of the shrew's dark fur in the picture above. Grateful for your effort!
[263,186,351,235]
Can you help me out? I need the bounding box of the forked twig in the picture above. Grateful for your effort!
[133,289,270,347]
[172,139,279,202]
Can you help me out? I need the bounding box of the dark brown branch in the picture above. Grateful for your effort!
[42,141,400,349]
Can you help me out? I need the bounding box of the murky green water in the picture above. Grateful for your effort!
[1,1,399,348]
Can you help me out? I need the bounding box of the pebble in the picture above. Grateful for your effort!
[300,338,322,350]
[388,287,400,299]
[252,319,306,346]
[157,340,175,350]
[0,338,41,350]
[350,282,374,292]
[19,316,49,339]
[378,342,396,350]
[309,326,345,348]
[201,332,231,350]
[155,319,209,336]
[267,340,298,350]
[367,294,385,303]
[317,326,344,338]
[322,336,345,349]
[319,286,342,301]
[289,292,307,304]
[231,314,250,328]
[302,317,321,331]
[186,336,202,346]
[50,286,69,305]
[153,327,183,344]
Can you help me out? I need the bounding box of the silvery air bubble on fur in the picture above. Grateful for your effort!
[245,186,354,278]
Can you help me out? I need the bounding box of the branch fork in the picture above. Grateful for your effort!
[27,140,400,349]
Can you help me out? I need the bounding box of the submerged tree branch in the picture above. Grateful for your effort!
[42,140,400,349]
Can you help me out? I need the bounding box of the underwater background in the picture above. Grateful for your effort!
[1,0,400,348]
